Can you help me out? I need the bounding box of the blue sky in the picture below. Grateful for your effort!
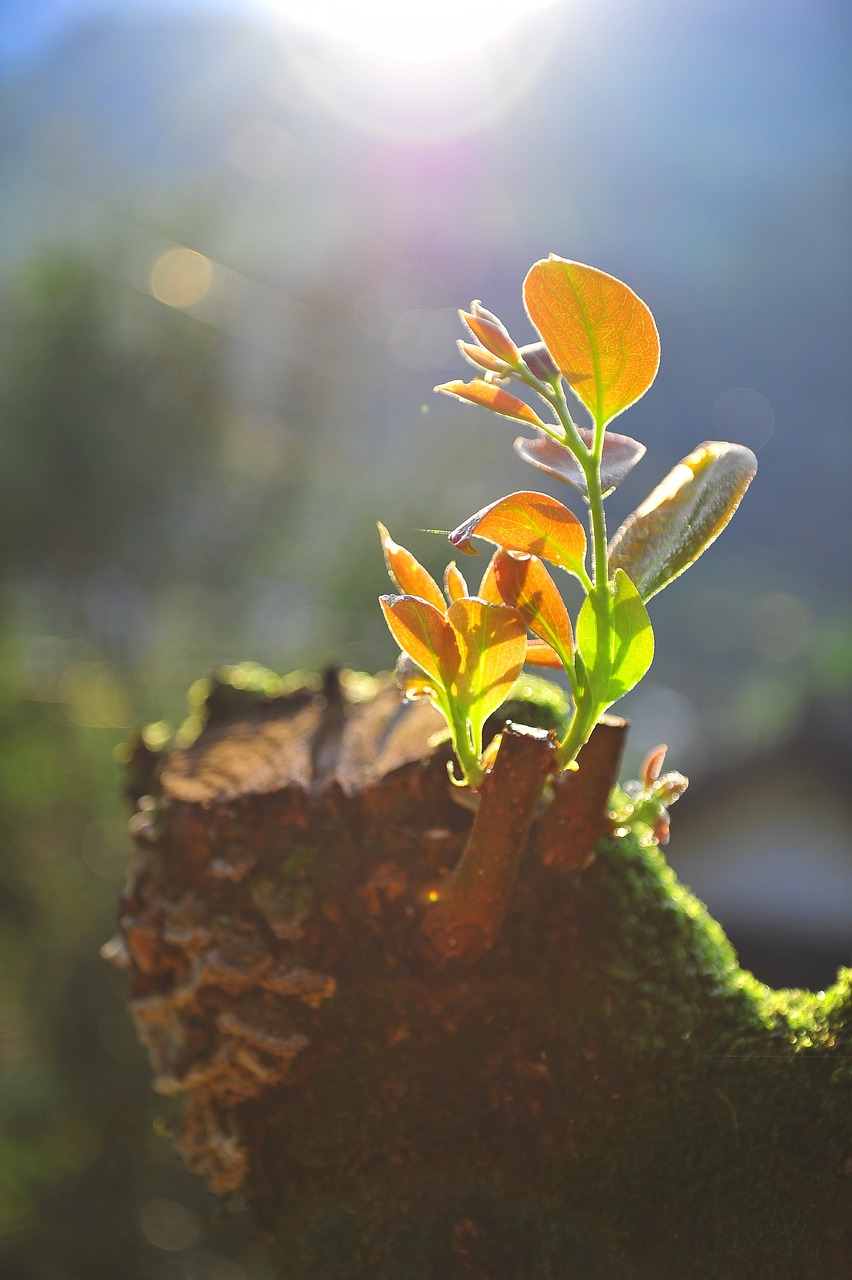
[0,0,255,65]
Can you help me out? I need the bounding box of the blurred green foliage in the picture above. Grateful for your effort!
[0,249,299,1278]
[0,229,500,1275]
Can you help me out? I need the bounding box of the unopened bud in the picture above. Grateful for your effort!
[518,342,559,383]
[460,302,519,365]
[457,340,510,377]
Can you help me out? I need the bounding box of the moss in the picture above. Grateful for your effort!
[246,833,851,1278]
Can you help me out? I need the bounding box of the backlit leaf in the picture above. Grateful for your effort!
[443,561,469,603]
[492,550,573,661]
[523,256,660,429]
[524,640,564,669]
[379,595,459,689]
[514,429,646,496]
[576,571,654,709]
[607,440,758,600]
[434,378,545,428]
[450,490,587,582]
[447,598,527,730]
[476,551,505,604]
[378,523,446,612]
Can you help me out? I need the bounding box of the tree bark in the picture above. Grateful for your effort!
[105,668,852,1280]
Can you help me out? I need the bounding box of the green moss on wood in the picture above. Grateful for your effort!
[243,836,851,1278]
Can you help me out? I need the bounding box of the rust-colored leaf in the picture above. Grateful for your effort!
[523,256,660,428]
[378,523,446,612]
[607,440,758,600]
[434,379,545,428]
[446,598,527,729]
[514,429,646,496]
[450,490,588,582]
[379,595,459,688]
[492,550,573,661]
[524,640,564,669]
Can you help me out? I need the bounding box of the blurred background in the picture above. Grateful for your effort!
[0,0,849,1274]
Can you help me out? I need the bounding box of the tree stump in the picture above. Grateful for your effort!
[105,668,852,1279]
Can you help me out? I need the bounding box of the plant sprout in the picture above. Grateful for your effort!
[379,255,757,788]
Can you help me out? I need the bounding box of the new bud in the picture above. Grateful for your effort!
[459,302,520,366]
[457,340,511,377]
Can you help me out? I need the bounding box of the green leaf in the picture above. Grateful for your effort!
[446,598,527,736]
[450,490,588,583]
[576,571,654,710]
[523,256,660,429]
[607,440,758,600]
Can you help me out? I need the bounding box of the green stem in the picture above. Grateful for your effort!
[448,701,484,789]
[582,455,610,592]
[533,385,613,770]
[555,696,598,770]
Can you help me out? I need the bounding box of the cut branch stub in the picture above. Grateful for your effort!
[532,714,628,872]
[105,669,621,1198]
[416,723,557,966]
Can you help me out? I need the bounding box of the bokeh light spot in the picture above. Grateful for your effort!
[150,248,213,309]
[138,1199,202,1252]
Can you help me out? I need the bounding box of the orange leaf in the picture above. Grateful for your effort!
[434,379,545,428]
[379,595,459,688]
[443,561,469,603]
[524,640,564,669]
[378,523,446,612]
[446,598,527,727]
[523,256,660,428]
[492,550,573,660]
[476,551,505,604]
[450,490,588,582]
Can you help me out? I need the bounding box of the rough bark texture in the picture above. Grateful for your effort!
[106,668,852,1280]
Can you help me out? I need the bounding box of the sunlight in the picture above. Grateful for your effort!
[268,0,561,63]
[266,0,567,139]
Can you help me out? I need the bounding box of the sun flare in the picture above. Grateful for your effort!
[268,0,561,63]
[265,0,565,139]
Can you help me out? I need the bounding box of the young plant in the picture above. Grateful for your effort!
[379,255,757,789]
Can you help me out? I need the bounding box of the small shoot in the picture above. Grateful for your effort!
[380,256,756,792]
[378,528,526,788]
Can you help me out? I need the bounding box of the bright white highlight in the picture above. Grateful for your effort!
[269,0,560,63]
